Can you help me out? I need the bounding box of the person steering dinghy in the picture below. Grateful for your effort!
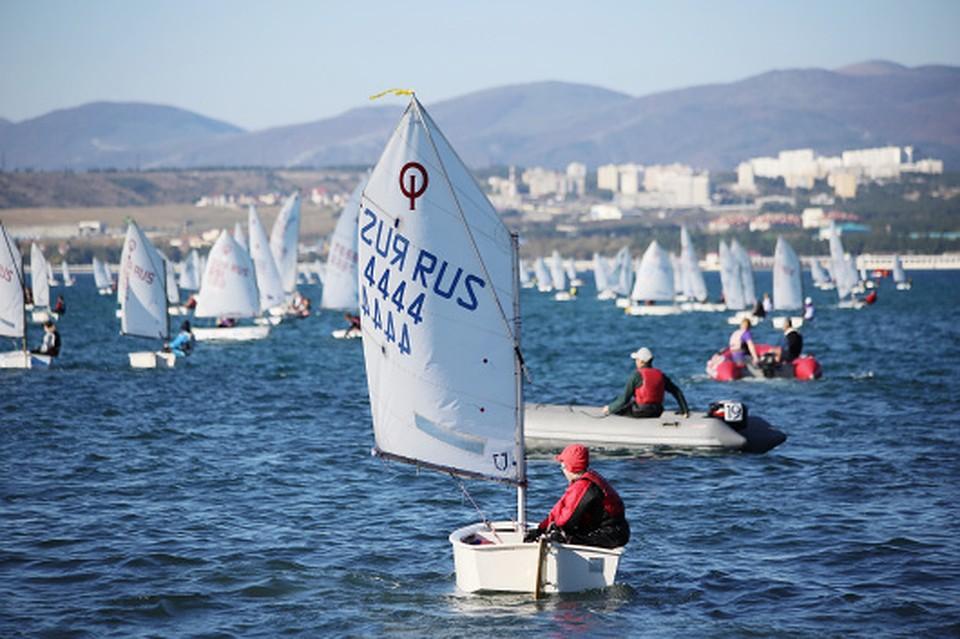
[602,347,689,418]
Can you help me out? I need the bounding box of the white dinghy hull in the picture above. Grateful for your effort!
[0,351,52,369]
[193,325,270,341]
[450,521,623,594]
[128,351,176,369]
[525,404,786,454]
[624,304,681,316]
[331,328,361,339]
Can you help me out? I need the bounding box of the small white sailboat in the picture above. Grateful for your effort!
[593,253,617,300]
[359,94,624,595]
[178,249,202,292]
[248,205,286,324]
[120,222,176,369]
[0,224,51,368]
[625,240,679,315]
[161,253,189,316]
[61,260,75,287]
[321,178,366,311]
[828,224,864,309]
[678,226,722,312]
[730,239,757,310]
[770,236,804,329]
[720,240,760,326]
[533,257,552,292]
[893,255,911,290]
[270,191,302,301]
[519,259,534,289]
[193,230,269,341]
[810,258,834,291]
[233,221,247,251]
[565,259,582,287]
[549,251,573,301]
[92,257,114,295]
[612,246,634,307]
[30,243,56,323]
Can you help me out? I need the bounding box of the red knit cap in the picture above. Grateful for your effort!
[555,444,589,473]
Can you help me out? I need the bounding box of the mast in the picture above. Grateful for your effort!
[512,232,526,529]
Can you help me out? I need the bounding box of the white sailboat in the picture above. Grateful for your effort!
[161,253,189,315]
[771,236,804,328]
[321,178,366,311]
[593,253,616,300]
[625,240,679,315]
[178,249,202,292]
[61,260,75,287]
[549,251,573,301]
[30,243,55,323]
[247,205,286,323]
[92,257,114,295]
[519,259,534,289]
[810,258,835,291]
[565,259,582,287]
[233,221,248,251]
[828,224,863,309]
[0,224,51,368]
[193,230,269,341]
[612,246,633,307]
[270,192,302,299]
[120,222,175,368]
[729,239,757,309]
[533,257,552,292]
[359,94,623,595]
[678,226,721,311]
[893,255,911,290]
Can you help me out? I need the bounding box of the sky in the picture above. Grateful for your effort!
[1,0,959,130]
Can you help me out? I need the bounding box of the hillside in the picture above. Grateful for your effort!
[1,62,957,171]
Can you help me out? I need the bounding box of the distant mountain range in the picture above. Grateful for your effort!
[1,60,957,171]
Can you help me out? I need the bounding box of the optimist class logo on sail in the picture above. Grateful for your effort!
[359,203,486,357]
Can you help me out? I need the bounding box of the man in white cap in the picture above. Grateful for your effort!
[803,297,815,321]
[602,347,689,418]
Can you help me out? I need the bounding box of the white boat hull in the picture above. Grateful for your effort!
[624,304,681,316]
[168,305,191,316]
[449,521,623,594]
[896,282,912,291]
[193,325,270,341]
[553,291,574,302]
[254,315,283,326]
[0,351,52,369]
[128,351,176,368]
[679,301,727,312]
[31,310,59,323]
[726,311,761,326]
[332,328,361,339]
[596,290,617,301]
[771,316,804,329]
[837,299,865,310]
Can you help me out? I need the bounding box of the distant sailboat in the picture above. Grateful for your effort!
[0,224,51,368]
[625,240,679,315]
[178,250,202,292]
[729,239,756,309]
[533,257,552,292]
[810,258,834,291]
[771,236,805,328]
[678,226,720,311]
[233,221,248,251]
[120,221,175,368]
[92,257,114,295]
[828,224,863,308]
[248,205,286,321]
[30,243,55,323]
[549,251,573,301]
[320,178,366,311]
[193,230,269,341]
[893,255,911,290]
[270,192,302,299]
[359,94,624,595]
[61,260,75,287]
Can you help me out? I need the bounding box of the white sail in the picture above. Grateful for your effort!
[321,177,366,309]
[0,223,25,339]
[631,240,674,302]
[61,261,74,286]
[593,253,610,292]
[729,239,756,306]
[671,253,683,295]
[162,254,180,305]
[179,250,201,291]
[119,221,169,339]
[810,258,830,286]
[248,205,286,312]
[519,259,532,287]
[533,257,552,291]
[30,243,50,309]
[612,246,632,296]
[772,236,803,311]
[194,231,260,319]
[270,192,302,296]
[549,251,567,291]
[359,96,521,485]
[828,224,857,299]
[564,259,577,284]
[719,240,745,310]
[680,226,708,302]
[233,221,248,250]
[92,257,111,289]
[893,255,906,284]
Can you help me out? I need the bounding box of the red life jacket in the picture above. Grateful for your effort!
[633,367,665,405]
[581,470,625,519]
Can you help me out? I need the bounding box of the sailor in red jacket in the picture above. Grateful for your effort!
[524,444,630,549]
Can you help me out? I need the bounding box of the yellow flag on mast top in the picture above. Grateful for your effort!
[369,88,415,101]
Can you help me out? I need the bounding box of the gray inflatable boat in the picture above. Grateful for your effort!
[524,403,786,454]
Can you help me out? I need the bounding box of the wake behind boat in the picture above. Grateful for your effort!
[525,402,786,454]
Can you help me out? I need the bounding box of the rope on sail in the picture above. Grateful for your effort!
[455,476,504,543]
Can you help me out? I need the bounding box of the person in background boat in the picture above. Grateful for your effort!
[729,318,760,366]
[344,312,361,334]
[32,320,61,357]
[164,321,195,357]
[602,347,689,418]
[752,296,767,319]
[803,297,815,322]
[185,294,198,310]
[24,287,34,306]
[523,444,629,549]
[291,291,311,318]
[773,318,804,364]
[53,295,66,315]
[216,316,237,328]
[864,290,878,305]
[762,292,773,314]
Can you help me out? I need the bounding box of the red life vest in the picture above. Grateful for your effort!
[581,470,625,519]
[633,367,665,405]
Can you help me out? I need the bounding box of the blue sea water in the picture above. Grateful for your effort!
[2,271,960,638]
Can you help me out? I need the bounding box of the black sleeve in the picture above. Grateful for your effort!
[561,482,604,533]
[663,375,689,414]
